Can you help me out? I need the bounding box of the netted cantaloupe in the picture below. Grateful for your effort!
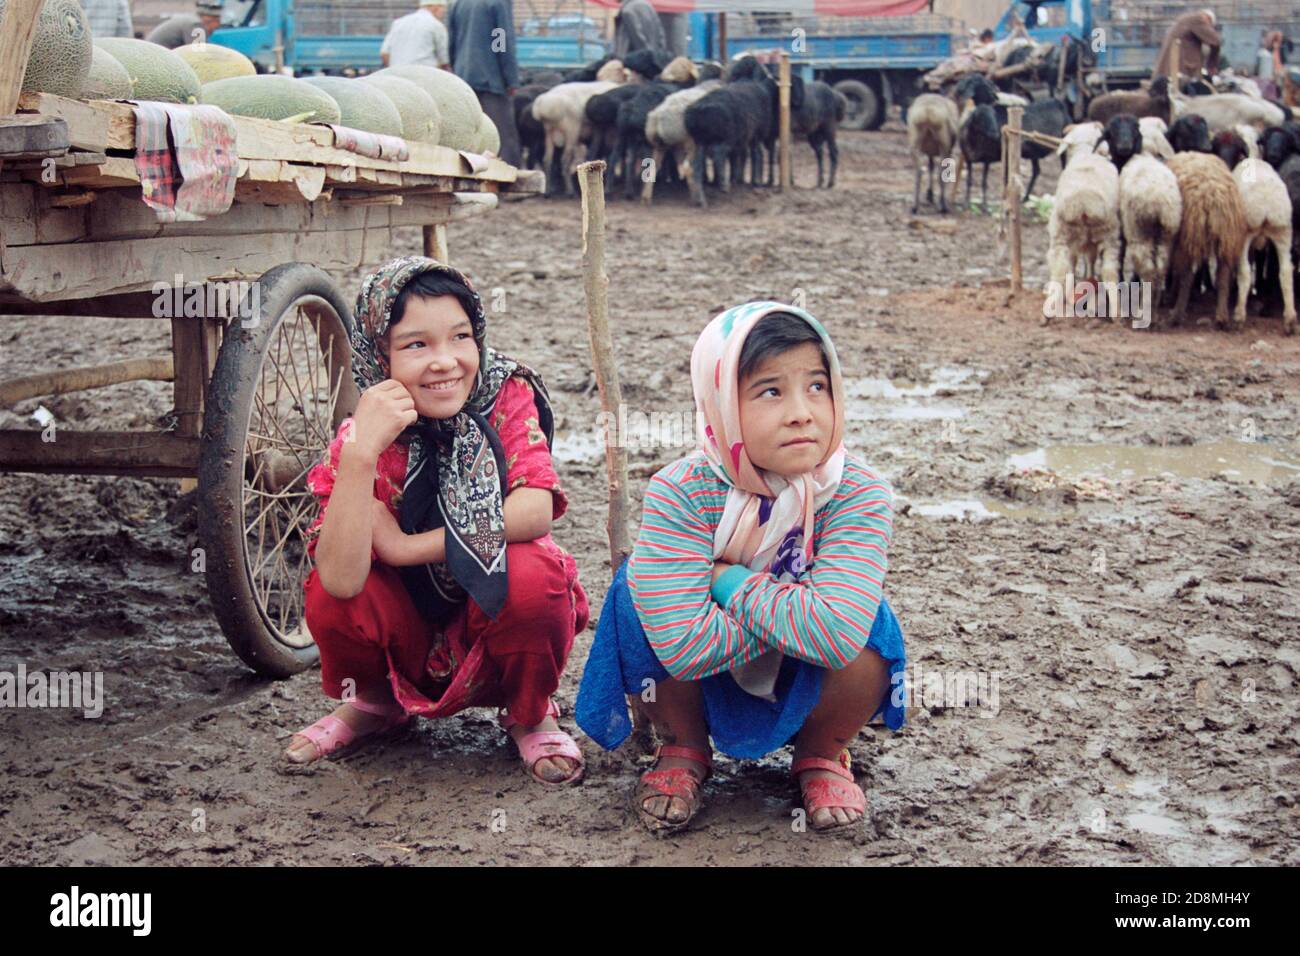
[376,65,481,151]
[300,76,403,137]
[95,37,201,104]
[80,45,133,100]
[174,42,256,84]
[474,113,500,155]
[200,75,342,124]
[1,0,93,97]
[359,73,441,144]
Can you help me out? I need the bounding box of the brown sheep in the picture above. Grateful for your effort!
[1166,152,1249,328]
[1087,75,1173,126]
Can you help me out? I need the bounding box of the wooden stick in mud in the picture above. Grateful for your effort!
[1006,106,1024,291]
[577,160,651,748]
[778,52,792,191]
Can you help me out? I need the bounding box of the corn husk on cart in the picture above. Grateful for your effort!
[0,0,542,676]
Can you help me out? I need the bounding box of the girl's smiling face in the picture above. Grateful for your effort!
[737,341,834,477]
[384,294,480,418]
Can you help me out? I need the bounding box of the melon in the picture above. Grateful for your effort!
[200,75,342,124]
[359,73,441,144]
[174,42,256,84]
[300,76,403,137]
[80,45,133,100]
[95,37,201,104]
[1,0,93,97]
[474,113,500,155]
[376,65,481,150]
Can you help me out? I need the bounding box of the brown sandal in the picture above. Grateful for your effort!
[634,744,712,834]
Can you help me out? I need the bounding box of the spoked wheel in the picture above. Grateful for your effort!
[199,263,358,677]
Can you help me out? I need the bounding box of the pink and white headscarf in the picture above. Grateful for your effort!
[691,301,848,575]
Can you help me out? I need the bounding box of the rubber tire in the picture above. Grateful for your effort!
[834,79,881,131]
[199,263,357,678]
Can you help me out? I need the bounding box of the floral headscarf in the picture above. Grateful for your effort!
[351,256,554,622]
[691,301,848,697]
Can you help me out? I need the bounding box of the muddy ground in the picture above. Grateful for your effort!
[1,123,1298,866]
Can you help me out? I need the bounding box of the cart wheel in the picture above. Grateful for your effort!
[199,263,358,677]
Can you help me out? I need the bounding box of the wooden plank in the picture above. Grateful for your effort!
[15,93,110,152]
[0,181,36,245]
[170,317,207,437]
[0,291,158,315]
[0,355,173,405]
[0,114,69,158]
[0,0,45,116]
[0,429,200,477]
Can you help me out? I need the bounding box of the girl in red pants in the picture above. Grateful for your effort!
[286,256,589,786]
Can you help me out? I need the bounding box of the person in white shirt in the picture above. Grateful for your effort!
[381,3,451,69]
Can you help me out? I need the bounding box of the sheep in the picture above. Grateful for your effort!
[1165,152,1249,328]
[792,80,846,188]
[1100,114,1142,171]
[1171,93,1288,134]
[954,74,1069,206]
[611,79,694,199]
[1087,76,1173,125]
[622,48,674,82]
[1118,153,1182,322]
[1058,121,1104,162]
[1259,123,1300,169]
[1167,114,1211,153]
[683,56,785,207]
[585,84,641,170]
[642,79,723,204]
[1138,116,1175,158]
[531,80,619,196]
[513,82,557,171]
[1214,133,1297,332]
[1044,147,1122,324]
[907,92,959,213]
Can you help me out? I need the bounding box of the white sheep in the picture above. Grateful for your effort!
[1137,117,1174,158]
[1058,122,1105,162]
[1231,158,1296,332]
[1118,153,1182,322]
[907,93,959,214]
[642,79,723,205]
[1171,93,1288,133]
[1045,145,1121,323]
[531,80,619,195]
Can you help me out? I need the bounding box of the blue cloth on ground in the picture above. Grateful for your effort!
[575,559,906,760]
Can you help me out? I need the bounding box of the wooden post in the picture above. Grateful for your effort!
[423,223,449,262]
[0,0,44,116]
[1006,106,1024,292]
[718,13,728,63]
[778,52,792,191]
[577,159,652,750]
[1170,41,1180,85]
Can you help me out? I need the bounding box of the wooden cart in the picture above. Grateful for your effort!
[0,4,542,676]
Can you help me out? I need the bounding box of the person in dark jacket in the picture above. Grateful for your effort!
[613,0,667,59]
[448,0,521,166]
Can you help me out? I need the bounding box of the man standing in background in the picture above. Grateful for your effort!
[613,0,666,60]
[1155,8,1222,80]
[381,3,450,69]
[79,0,133,38]
[147,2,223,48]
[448,0,520,165]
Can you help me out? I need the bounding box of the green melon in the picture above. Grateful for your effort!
[94,37,201,104]
[300,76,404,137]
[475,113,500,155]
[80,45,133,100]
[1,0,93,97]
[174,42,256,84]
[376,65,481,150]
[200,75,342,124]
[359,73,441,144]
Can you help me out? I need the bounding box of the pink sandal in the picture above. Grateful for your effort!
[498,699,585,787]
[792,751,867,832]
[634,744,713,834]
[285,698,409,764]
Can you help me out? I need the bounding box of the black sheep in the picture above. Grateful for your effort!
[1100,114,1143,171]
[792,81,846,188]
[565,56,614,82]
[1211,129,1250,171]
[684,56,783,206]
[622,48,674,81]
[1167,114,1211,153]
[1260,122,1300,169]
[513,83,556,171]
[953,75,1068,205]
[612,81,690,198]
[585,84,641,173]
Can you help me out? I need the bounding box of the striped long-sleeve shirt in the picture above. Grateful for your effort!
[627,451,894,682]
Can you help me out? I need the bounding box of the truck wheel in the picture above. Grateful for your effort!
[834,80,881,131]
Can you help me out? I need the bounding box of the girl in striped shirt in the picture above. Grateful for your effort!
[576,301,905,833]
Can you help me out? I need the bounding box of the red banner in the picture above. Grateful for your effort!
[585,0,931,15]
